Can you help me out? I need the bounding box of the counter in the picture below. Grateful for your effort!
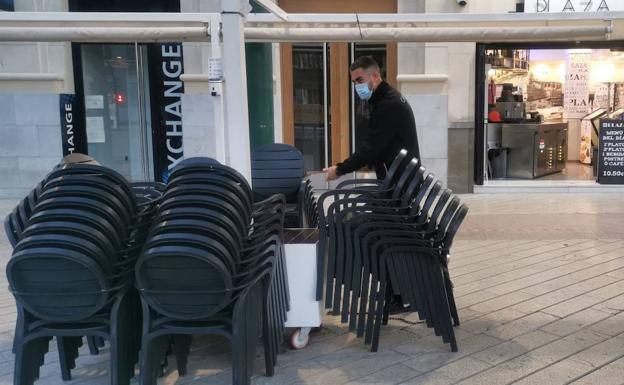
[502,122,568,179]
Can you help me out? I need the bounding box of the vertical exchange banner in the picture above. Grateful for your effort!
[148,43,184,183]
[59,93,87,156]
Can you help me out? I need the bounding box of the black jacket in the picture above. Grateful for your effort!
[336,81,420,179]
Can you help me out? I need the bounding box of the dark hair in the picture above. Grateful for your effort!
[350,56,380,73]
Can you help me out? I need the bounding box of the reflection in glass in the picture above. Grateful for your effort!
[80,44,153,181]
[293,44,329,171]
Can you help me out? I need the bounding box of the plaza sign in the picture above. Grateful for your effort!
[526,0,620,13]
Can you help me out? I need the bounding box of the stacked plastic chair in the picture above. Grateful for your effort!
[317,149,469,352]
[6,162,162,385]
[251,143,318,228]
[315,149,411,301]
[135,157,289,385]
[299,179,319,228]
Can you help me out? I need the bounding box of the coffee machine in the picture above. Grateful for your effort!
[495,83,526,122]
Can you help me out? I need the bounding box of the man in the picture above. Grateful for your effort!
[323,56,420,181]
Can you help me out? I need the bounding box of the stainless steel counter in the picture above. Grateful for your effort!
[502,122,568,179]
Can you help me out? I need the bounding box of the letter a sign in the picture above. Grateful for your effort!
[528,0,616,12]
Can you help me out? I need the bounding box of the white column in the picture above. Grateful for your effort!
[221,0,252,182]
[209,14,227,163]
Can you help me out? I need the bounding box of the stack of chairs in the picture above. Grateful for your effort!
[135,157,289,385]
[6,162,162,385]
[299,179,319,229]
[317,149,469,352]
[251,143,318,229]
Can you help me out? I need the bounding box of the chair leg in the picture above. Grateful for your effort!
[443,270,460,326]
[87,336,100,355]
[371,282,388,352]
[382,287,392,326]
[12,305,24,354]
[57,336,82,381]
[14,336,50,385]
[173,335,192,376]
[139,334,169,385]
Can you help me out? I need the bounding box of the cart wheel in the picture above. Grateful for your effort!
[290,328,310,350]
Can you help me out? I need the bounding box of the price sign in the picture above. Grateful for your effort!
[598,119,624,184]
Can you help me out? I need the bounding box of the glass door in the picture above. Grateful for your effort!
[79,43,154,181]
[292,43,330,171]
[350,43,388,154]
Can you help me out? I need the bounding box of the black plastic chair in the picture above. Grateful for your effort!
[363,204,469,352]
[135,160,288,384]
[321,158,422,309]
[315,150,414,300]
[251,143,307,228]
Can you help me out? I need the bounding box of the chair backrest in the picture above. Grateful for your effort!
[442,204,469,250]
[390,159,420,200]
[251,143,305,202]
[380,149,410,190]
[435,196,461,238]
[407,175,438,215]
[419,180,443,217]
[425,189,452,231]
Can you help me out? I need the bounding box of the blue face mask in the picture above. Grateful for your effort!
[355,82,373,101]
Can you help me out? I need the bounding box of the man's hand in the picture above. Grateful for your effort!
[323,166,339,181]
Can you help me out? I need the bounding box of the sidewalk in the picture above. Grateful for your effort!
[1,193,624,385]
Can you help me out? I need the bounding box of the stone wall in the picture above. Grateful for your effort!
[0,94,63,198]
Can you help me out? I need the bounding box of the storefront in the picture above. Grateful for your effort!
[474,2,624,187]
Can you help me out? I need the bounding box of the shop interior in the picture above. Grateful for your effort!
[484,47,624,182]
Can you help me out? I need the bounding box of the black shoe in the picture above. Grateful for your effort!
[387,300,411,315]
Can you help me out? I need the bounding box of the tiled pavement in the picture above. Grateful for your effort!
[1,193,624,384]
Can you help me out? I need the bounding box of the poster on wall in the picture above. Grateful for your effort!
[593,83,616,111]
[598,119,624,184]
[59,94,88,156]
[148,43,185,183]
[564,49,591,119]
[526,0,621,13]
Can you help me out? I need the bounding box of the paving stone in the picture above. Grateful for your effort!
[540,308,612,337]
[343,364,421,385]
[468,291,535,314]
[400,334,501,372]
[527,329,608,364]
[454,354,548,385]
[569,357,624,385]
[459,307,527,335]
[514,275,622,313]
[591,294,624,315]
[588,313,624,336]
[566,333,624,368]
[484,312,559,340]
[431,356,491,381]
[472,330,559,366]
[512,358,595,385]
[289,351,410,385]
[398,372,455,385]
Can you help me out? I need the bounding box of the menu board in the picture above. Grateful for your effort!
[564,50,591,119]
[598,119,624,184]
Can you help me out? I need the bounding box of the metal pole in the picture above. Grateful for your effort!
[221,0,252,182]
[210,14,227,164]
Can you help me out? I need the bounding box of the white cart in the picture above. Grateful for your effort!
[283,229,323,349]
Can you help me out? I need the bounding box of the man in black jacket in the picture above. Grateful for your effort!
[323,56,420,181]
